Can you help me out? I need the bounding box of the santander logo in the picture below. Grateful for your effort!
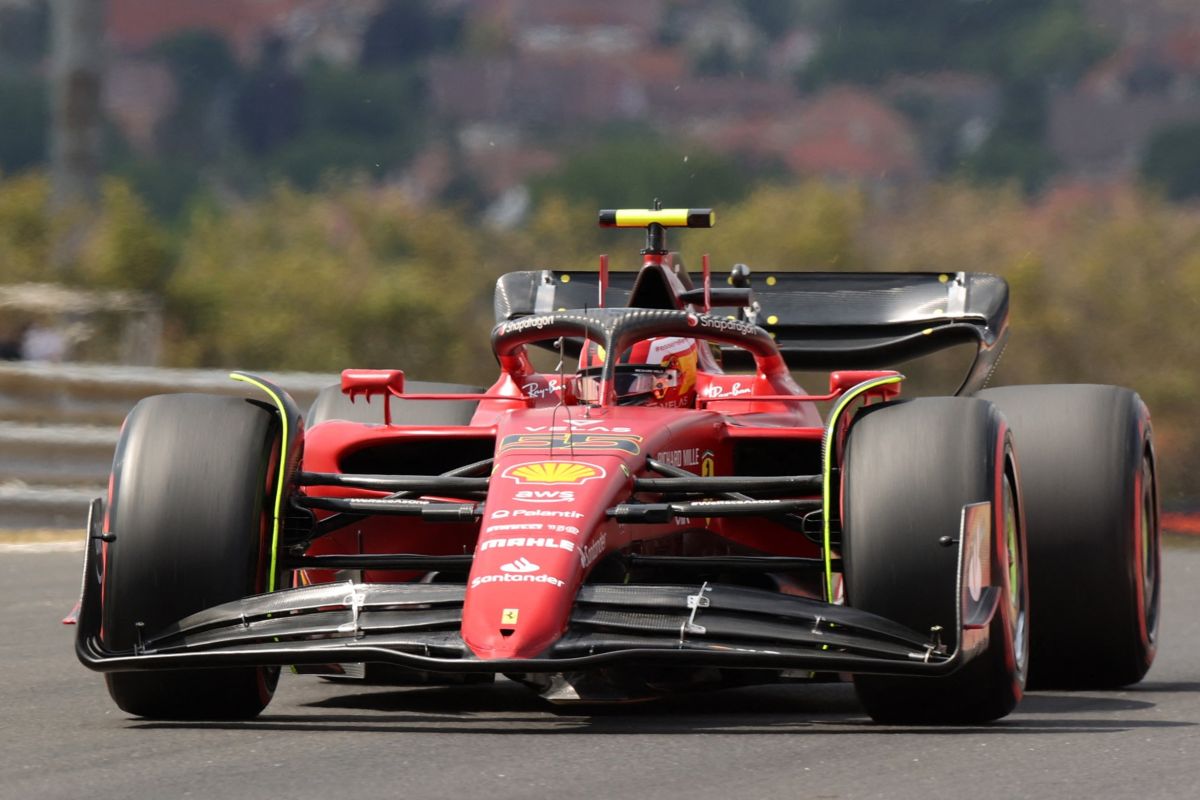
[499,557,540,574]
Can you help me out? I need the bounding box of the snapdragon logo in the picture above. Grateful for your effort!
[500,316,554,335]
[687,313,759,337]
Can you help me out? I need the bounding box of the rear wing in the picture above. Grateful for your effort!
[494,269,1009,394]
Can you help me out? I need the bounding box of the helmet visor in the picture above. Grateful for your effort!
[573,366,679,404]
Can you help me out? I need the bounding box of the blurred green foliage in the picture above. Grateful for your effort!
[675,182,865,270]
[359,0,464,69]
[0,77,48,174]
[0,1,47,66]
[1,173,1197,498]
[802,0,1108,85]
[0,174,171,288]
[165,185,493,382]
[0,174,51,280]
[531,133,773,212]
[258,64,426,190]
[736,0,800,41]
[1140,122,1200,202]
[801,0,1110,191]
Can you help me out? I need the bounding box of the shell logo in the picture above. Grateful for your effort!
[502,461,607,485]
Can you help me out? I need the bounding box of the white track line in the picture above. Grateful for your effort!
[0,540,83,554]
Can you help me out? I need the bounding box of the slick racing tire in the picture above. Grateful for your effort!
[307,381,484,426]
[842,397,1029,724]
[101,394,281,719]
[978,384,1159,688]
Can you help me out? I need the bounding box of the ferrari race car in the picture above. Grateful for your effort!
[74,207,1160,724]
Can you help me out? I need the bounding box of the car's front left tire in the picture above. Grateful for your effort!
[842,397,1029,724]
[101,393,282,719]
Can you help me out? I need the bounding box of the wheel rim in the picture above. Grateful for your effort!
[1003,472,1027,678]
[1140,452,1159,641]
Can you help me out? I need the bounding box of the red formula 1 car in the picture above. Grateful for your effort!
[74,207,1161,723]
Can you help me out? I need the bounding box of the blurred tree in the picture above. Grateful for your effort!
[957,74,1058,195]
[0,4,49,181]
[165,185,499,381]
[958,79,1058,194]
[960,135,1057,195]
[0,173,51,282]
[0,1,48,66]
[802,0,1101,85]
[1141,122,1200,202]
[800,0,1109,189]
[0,77,48,174]
[302,64,420,140]
[737,0,798,41]
[1005,3,1112,85]
[501,195,612,271]
[233,36,305,155]
[152,31,241,160]
[153,30,240,99]
[265,134,393,190]
[360,0,463,69]
[75,179,173,291]
[531,133,759,212]
[693,42,738,77]
[0,173,171,289]
[678,183,866,271]
[112,157,203,222]
[257,64,425,189]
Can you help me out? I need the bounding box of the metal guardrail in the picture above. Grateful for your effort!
[0,362,335,530]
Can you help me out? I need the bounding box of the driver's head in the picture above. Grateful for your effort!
[575,337,699,407]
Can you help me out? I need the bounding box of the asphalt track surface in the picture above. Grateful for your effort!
[3,540,1199,800]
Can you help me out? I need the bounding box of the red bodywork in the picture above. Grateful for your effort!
[299,250,900,664]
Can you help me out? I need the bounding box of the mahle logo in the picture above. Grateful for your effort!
[501,461,606,485]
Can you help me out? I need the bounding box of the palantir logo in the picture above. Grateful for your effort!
[499,557,539,574]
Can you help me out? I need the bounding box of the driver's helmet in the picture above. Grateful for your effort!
[575,337,699,407]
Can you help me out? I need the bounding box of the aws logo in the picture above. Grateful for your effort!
[514,489,576,504]
[501,461,607,485]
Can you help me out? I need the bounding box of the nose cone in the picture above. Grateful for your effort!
[463,542,580,658]
[462,457,621,659]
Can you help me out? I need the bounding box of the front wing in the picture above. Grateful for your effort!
[75,503,999,678]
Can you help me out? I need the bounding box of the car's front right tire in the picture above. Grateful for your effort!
[979,384,1159,688]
